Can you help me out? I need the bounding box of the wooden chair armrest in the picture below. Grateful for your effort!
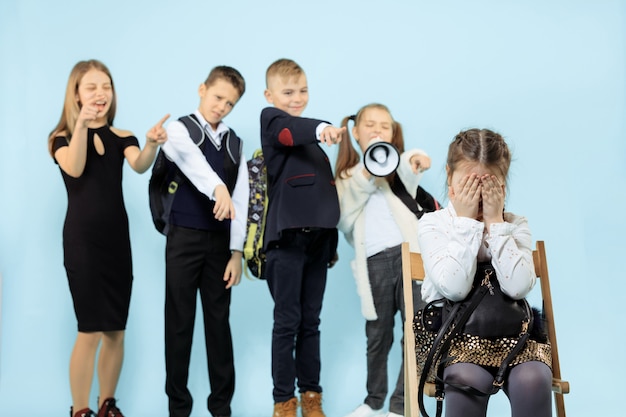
[552,378,570,394]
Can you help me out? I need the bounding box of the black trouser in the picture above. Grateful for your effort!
[165,226,234,417]
[265,228,336,402]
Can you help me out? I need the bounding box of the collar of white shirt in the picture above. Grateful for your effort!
[193,110,229,148]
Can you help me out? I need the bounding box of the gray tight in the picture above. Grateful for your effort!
[442,361,552,417]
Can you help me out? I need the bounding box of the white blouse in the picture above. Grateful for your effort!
[418,203,536,303]
[363,189,404,257]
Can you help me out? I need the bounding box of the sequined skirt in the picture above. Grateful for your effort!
[414,309,552,382]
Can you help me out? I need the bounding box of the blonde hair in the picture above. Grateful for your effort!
[48,59,116,157]
[265,58,305,87]
[335,103,405,181]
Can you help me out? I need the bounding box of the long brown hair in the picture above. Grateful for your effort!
[47,59,117,157]
[334,103,405,182]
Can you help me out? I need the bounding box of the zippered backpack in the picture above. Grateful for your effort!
[148,114,241,235]
[243,149,268,278]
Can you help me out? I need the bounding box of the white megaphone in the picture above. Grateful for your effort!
[363,139,400,177]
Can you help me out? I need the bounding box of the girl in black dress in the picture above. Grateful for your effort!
[48,59,168,417]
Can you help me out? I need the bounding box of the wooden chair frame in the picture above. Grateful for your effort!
[402,241,569,417]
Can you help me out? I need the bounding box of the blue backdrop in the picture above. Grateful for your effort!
[1,1,624,416]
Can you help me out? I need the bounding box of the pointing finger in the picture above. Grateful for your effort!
[156,114,170,129]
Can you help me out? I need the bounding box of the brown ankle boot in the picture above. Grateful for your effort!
[71,407,96,417]
[272,397,298,417]
[300,391,325,417]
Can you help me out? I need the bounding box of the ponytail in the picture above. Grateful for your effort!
[334,115,361,179]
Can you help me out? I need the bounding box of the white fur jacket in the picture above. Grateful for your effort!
[336,149,427,320]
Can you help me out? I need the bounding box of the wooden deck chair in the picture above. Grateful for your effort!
[402,241,569,417]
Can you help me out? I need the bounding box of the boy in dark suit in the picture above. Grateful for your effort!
[261,58,345,417]
[161,66,249,417]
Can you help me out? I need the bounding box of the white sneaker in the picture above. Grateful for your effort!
[385,413,403,417]
[343,404,384,417]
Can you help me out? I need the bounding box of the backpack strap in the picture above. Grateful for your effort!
[390,180,440,219]
[222,129,242,193]
[178,114,205,146]
[418,296,479,417]
[225,128,242,165]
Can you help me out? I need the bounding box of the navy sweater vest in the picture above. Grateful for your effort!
[170,135,238,231]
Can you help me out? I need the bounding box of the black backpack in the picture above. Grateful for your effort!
[148,114,241,235]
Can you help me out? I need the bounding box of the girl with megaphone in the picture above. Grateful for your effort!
[334,103,438,417]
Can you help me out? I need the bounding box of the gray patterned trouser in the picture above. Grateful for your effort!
[364,244,426,414]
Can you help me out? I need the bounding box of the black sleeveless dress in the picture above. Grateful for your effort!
[53,125,139,332]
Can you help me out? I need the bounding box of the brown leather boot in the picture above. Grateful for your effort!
[300,391,325,417]
[272,397,298,417]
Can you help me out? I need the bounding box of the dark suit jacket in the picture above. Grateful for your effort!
[260,107,340,250]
